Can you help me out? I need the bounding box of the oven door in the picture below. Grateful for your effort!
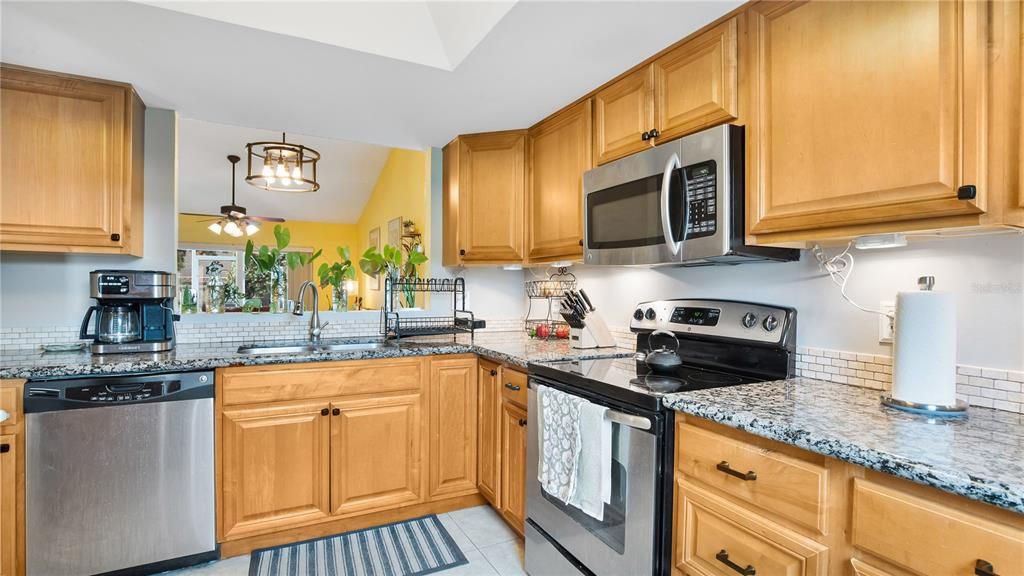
[526,382,661,576]
[583,141,686,266]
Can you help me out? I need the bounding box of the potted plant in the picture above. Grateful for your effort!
[318,246,356,312]
[359,244,428,309]
[245,225,321,313]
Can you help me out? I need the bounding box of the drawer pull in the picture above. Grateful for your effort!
[716,550,755,576]
[975,559,998,576]
[504,383,521,391]
[717,461,757,481]
[0,444,8,454]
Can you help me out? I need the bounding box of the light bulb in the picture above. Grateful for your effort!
[261,163,273,178]
[207,221,223,235]
[245,222,260,236]
[275,162,288,178]
[223,220,242,237]
[290,165,302,181]
[281,177,292,186]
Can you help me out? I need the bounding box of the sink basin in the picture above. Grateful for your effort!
[237,341,392,355]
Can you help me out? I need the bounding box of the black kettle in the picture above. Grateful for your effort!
[643,330,682,374]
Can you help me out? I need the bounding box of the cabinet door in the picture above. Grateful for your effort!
[220,403,331,540]
[594,66,654,165]
[428,358,478,500]
[442,139,462,266]
[477,360,501,507]
[653,16,738,143]
[0,65,143,254]
[499,399,527,535]
[746,1,988,238]
[458,131,526,263]
[331,394,424,516]
[527,99,592,263]
[0,435,14,576]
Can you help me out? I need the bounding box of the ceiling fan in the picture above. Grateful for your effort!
[183,154,285,237]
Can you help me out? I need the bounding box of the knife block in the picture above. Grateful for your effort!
[570,312,617,349]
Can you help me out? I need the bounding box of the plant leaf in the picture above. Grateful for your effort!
[273,225,290,250]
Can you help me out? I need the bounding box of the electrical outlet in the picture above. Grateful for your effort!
[878,301,895,343]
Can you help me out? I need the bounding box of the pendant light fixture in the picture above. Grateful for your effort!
[244,132,321,193]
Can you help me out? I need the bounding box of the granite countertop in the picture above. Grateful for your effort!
[663,377,1024,514]
[0,332,632,380]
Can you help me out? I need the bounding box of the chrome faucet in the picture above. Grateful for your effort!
[293,281,329,342]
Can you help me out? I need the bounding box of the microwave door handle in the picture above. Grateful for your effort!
[660,153,683,255]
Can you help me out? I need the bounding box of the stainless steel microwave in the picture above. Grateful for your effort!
[583,124,798,266]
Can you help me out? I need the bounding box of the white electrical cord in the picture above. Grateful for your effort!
[812,242,894,320]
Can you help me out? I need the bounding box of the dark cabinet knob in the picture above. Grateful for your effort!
[518,419,527,427]
[648,128,660,139]
[320,408,329,416]
[490,369,497,376]
[332,408,340,416]
[958,185,978,200]
[975,559,998,576]
[459,249,466,256]
[641,131,650,141]
[717,461,757,481]
[110,233,121,241]
[0,444,9,454]
[716,550,755,575]
[578,239,584,246]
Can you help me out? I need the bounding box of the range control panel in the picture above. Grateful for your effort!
[683,161,717,239]
[630,299,795,345]
[64,380,180,403]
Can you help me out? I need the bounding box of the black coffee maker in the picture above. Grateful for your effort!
[80,270,178,354]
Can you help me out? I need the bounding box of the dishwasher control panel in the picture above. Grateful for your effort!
[64,380,179,403]
[24,371,213,413]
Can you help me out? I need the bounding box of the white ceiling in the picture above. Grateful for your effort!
[178,118,392,223]
[140,1,517,71]
[0,1,741,149]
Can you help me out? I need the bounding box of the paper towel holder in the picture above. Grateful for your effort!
[881,394,968,416]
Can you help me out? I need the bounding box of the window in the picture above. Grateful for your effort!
[176,245,313,313]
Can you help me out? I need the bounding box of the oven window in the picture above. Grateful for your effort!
[540,424,628,554]
[586,171,684,249]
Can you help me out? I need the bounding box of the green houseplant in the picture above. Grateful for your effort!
[245,225,320,313]
[318,246,356,312]
[359,244,428,309]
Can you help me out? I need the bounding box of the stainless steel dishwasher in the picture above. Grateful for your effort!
[24,371,216,576]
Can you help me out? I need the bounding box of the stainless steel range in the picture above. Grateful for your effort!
[525,299,797,576]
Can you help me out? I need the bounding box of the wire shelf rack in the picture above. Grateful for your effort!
[524,268,576,340]
[381,276,481,341]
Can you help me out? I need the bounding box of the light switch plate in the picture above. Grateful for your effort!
[878,301,895,343]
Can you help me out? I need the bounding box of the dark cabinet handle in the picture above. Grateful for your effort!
[459,249,466,256]
[958,185,978,200]
[504,383,521,391]
[716,550,755,576]
[320,408,329,416]
[641,131,650,141]
[518,419,527,427]
[578,239,584,246]
[648,128,660,139]
[975,559,998,576]
[0,444,9,454]
[717,461,757,481]
[490,369,497,376]
[332,408,340,416]
[110,233,121,241]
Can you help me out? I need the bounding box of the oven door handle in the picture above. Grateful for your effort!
[606,409,652,431]
[660,152,683,256]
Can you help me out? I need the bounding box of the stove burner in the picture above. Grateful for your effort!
[685,371,744,386]
[630,375,686,394]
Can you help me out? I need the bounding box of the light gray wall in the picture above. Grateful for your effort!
[0,108,178,328]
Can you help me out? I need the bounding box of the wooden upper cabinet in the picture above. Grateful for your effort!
[527,99,592,263]
[330,394,424,516]
[653,16,739,144]
[594,66,654,165]
[428,357,478,500]
[219,402,331,540]
[745,1,989,240]
[0,64,144,255]
[456,131,526,263]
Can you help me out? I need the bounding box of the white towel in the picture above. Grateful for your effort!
[536,385,613,521]
[567,401,611,520]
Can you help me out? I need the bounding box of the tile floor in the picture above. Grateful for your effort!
[163,505,526,576]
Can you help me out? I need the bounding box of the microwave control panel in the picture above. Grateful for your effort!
[683,161,717,238]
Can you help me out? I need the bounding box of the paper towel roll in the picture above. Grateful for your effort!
[892,289,957,406]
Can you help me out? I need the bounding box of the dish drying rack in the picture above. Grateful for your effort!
[524,268,576,340]
[381,277,481,341]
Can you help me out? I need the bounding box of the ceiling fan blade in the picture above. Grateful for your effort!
[181,212,221,218]
[249,215,286,223]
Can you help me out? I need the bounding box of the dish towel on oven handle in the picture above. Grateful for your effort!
[537,384,612,521]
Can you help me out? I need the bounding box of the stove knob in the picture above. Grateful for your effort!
[763,315,779,332]
[633,309,644,321]
[741,312,758,328]
[645,308,657,321]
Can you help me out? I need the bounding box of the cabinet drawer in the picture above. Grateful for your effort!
[500,368,527,408]
[851,479,1024,576]
[220,358,426,406]
[676,483,828,576]
[677,423,828,534]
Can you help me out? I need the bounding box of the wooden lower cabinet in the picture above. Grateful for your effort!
[499,398,528,535]
[428,357,478,500]
[331,394,424,516]
[0,434,15,576]
[477,359,502,506]
[220,402,331,540]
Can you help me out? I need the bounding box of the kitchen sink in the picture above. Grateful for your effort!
[236,340,392,355]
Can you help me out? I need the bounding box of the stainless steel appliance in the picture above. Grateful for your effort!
[80,270,178,354]
[583,124,799,266]
[25,371,216,576]
[526,299,797,576]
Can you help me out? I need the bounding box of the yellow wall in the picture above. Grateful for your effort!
[178,214,360,310]
[356,149,431,309]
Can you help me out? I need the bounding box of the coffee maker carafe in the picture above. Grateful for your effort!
[80,270,178,354]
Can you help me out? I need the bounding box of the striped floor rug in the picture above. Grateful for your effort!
[248,515,468,576]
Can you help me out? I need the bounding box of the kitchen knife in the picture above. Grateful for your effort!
[563,292,585,318]
[568,292,588,318]
[578,289,596,312]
